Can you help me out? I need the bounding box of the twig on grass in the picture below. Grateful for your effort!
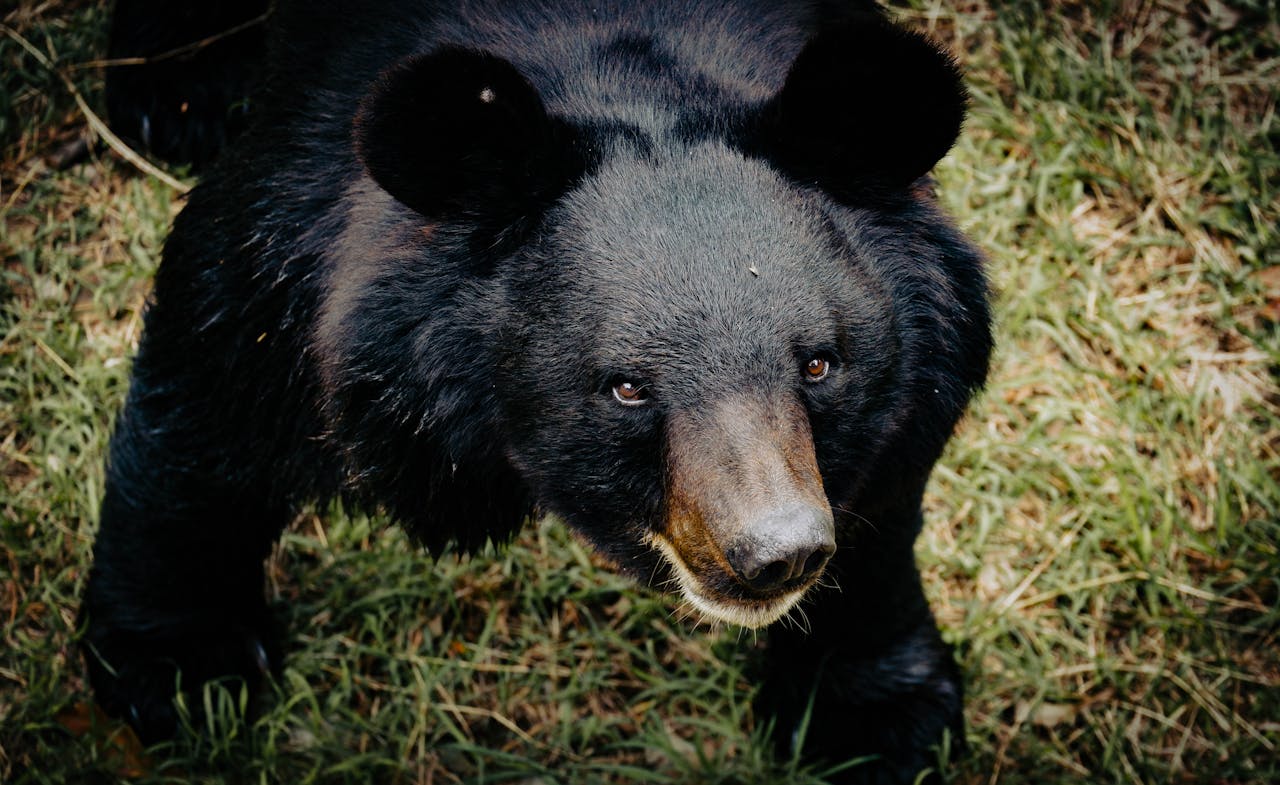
[70,11,270,70]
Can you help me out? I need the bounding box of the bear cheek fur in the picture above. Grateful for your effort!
[309,180,537,547]
[495,341,668,576]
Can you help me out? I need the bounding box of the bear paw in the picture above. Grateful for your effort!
[82,614,280,743]
[760,621,965,785]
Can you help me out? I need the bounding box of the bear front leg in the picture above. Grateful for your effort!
[81,356,289,742]
[759,513,964,785]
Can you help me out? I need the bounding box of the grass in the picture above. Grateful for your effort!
[2,0,1278,782]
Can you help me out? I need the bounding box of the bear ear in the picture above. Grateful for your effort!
[354,48,582,220]
[753,19,967,193]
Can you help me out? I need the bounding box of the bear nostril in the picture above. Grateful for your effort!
[800,543,834,580]
[735,546,820,592]
[752,559,792,590]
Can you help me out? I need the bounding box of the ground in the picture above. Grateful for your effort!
[1,1,1278,783]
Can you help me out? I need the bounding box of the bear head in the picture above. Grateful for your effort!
[329,16,982,628]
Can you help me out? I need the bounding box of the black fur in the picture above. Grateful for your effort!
[86,2,991,783]
[105,0,268,166]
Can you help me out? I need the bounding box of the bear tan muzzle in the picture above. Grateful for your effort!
[651,395,835,628]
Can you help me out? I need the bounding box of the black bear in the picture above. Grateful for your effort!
[84,1,991,783]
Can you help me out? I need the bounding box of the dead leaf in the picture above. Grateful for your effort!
[57,702,151,777]
[1256,267,1280,323]
[1029,701,1080,729]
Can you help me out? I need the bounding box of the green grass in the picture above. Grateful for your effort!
[2,1,1278,783]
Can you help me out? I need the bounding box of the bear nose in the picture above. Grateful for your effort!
[725,502,835,593]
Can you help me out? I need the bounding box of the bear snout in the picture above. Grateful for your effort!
[649,396,836,627]
[724,502,835,593]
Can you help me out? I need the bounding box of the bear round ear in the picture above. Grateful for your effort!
[753,19,967,194]
[354,48,582,220]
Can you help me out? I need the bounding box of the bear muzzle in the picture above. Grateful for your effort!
[651,396,834,628]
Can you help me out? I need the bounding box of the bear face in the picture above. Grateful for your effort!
[497,145,901,627]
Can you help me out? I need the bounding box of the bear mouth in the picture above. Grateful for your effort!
[645,532,812,629]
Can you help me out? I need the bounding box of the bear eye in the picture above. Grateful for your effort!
[803,356,831,382]
[612,380,651,406]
